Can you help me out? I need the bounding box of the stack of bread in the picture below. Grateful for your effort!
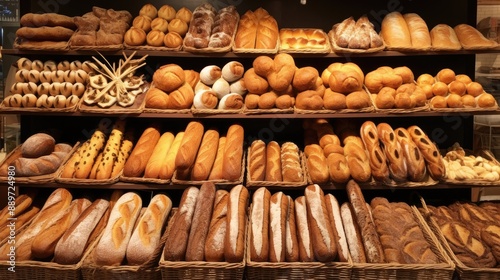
[279,28,330,52]
[0,192,40,241]
[418,68,497,109]
[426,201,500,268]
[307,62,371,111]
[59,120,133,181]
[0,188,104,263]
[330,16,384,51]
[145,64,198,110]
[184,4,239,51]
[16,13,76,50]
[120,121,244,183]
[193,61,246,111]
[345,180,440,264]
[442,143,500,182]
[91,192,172,266]
[364,66,428,110]
[244,54,297,111]
[247,140,304,185]
[3,58,94,109]
[303,119,370,184]
[124,4,192,49]
[70,6,132,47]
[381,12,431,51]
[233,8,279,52]
[162,183,248,263]
[249,185,348,263]
[0,133,72,177]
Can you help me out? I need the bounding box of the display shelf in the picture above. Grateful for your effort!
[3,48,500,58]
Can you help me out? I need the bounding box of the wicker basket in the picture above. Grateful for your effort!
[350,206,455,280]
[420,200,500,280]
[158,210,246,280]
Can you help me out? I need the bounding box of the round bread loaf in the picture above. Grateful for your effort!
[164,32,183,48]
[175,7,193,23]
[168,18,188,36]
[153,64,185,92]
[139,4,158,20]
[133,15,152,32]
[151,18,169,33]
[147,30,166,47]
[124,27,147,46]
[21,133,56,158]
[158,5,176,21]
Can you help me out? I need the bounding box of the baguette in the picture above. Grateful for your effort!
[60,141,89,178]
[126,194,172,265]
[295,196,315,261]
[88,153,103,179]
[340,202,366,263]
[94,192,142,266]
[325,194,349,262]
[265,141,282,181]
[285,195,299,262]
[31,197,91,259]
[225,185,249,263]
[158,132,184,180]
[144,132,175,179]
[304,184,337,262]
[163,187,199,261]
[208,136,227,180]
[175,121,205,171]
[222,124,244,181]
[0,205,40,241]
[74,130,106,179]
[249,187,271,262]
[346,180,385,263]
[95,120,126,179]
[191,130,220,181]
[204,190,229,262]
[186,182,216,261]
[248,139,266,181]
[269,191,288,262]
[123,126,161,177]
[111,132,134,178]
[53,198,110,264]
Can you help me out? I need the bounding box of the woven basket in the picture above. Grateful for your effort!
[159,210,246,280]
[420,200,500,280]
[350,206,455,280]
[81,208,175,280]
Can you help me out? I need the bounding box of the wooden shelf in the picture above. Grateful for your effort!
[1,48,497,58]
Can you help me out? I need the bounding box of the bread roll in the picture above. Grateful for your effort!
[394,127,426,182]
[205,190,229,262]
[377,123,407,182]
[123,126,161,177]
[407,125,445,180]
[360,121,390,182]
[344,141,371,182]
[249,187,271,262]
[304,184,337,262]
[222,124,244,181]
[163,187,199,261]
[153,64,185,92]
[305,144,330,184]
[185,182,216,261]
[158,5,176,21]
[94,192,143,266]
[225,185,249,263]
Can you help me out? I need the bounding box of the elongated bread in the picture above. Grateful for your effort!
[454,23,497,49]
[403,13,431,49]
[430,24,462,51]
[381,12,412,49]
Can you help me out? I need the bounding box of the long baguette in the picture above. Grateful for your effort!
[249,187,271,262]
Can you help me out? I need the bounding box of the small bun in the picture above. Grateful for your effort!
[28,70,40,83]
[152,64,186,92]
[63,70,76,83]
[417,73,435,86]
[81,61,96,73]
[244,93,260,109]
[53,95,67,108]
[36,94,47,108]
[49,82,61,96]
[72,82,85,97]
[158,5,176,21]
[146,30,165,47]
[70,60,82,71]
[11,82,25,94]
[394,92,413,109]
[31,60,44,71]
[200,65,222,86]
[17,58,32,70]
[375,89,395,109]
[222,61,244,82]
[151,17,169,33]
[466,82,484,97]
[175,7,193,23]
[436,68,455,84]
[9,94,23,107]
[167,18,188,37]
[52,70,65,83]
[21,93,37,107]
[37,83,51,96]
[430,95,447,108]
[420,83,433,99]
[43,96,55,108]
[212,78,231,99]
[74,69,89,84]
[455,74,472,85]
[23,82,38,94]
[66,95,80,107]
[163,32,183,48]
[346,90,371,109]
[448,80,466,96]
[57,60,70,71]
[477,93,497,108]
[124,27,147,46]
[139,3,158,19]
[230,79,247,95]
[39,71,52,83]
[43,60,57,71]
[446,93,463,108]
[60,82,73,97]
[393,66,414,84]
[461,94,476,107]
[15,69,29,82]
[432,81,448,97]
[133,15,152,32]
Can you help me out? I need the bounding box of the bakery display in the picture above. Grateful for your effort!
[80,52,147,111]
[329,16,384,53]
[183,4,239,52]
[57,120,133,182]
[279,28,330,53]
[193,61,246,112]
[161,184,248,264]
[233,8,279,53]
[417,68,498,111]
[1,58,94,112]
[15,13,77,50]
[381,12,431,51]
[69,6,132,49]
[246,140,305,187]
[125,4,191,50]
[0,133,73,181]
